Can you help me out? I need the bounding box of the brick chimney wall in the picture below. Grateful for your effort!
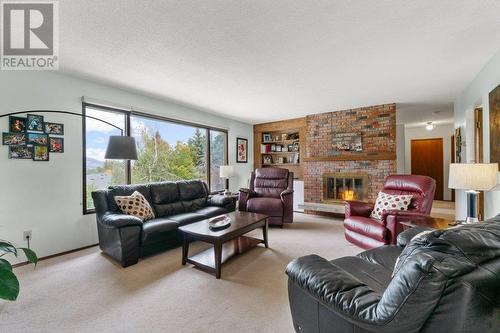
[304,103,397,205]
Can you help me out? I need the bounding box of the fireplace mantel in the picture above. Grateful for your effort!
[303,152,396,162]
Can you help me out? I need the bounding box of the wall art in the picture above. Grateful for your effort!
[26,114,44,132]
[49,137,64,153]
[2,114,65,162]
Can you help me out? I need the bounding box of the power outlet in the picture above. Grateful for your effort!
[23,230,32,241]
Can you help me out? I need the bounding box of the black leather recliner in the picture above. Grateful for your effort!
[286,216,500,333]
[92,180,235,267]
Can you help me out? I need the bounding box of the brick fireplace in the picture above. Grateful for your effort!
[304,103,396,210]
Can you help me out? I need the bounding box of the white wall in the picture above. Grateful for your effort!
[396,124,405,173]
[0,71,253,262]
[404,123,454,200]
[454,48,500,219]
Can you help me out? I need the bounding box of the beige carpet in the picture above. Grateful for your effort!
[1,213,360,333]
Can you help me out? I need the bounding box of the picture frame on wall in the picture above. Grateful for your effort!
[26,114,44,132]
[49,137,64,153]
[2,132,27,145]
[27,133,48,146]
[44,122,64,135]
[33,145,49,161]
[9,116,27,133]
[9,146,33,159]
[236,137,248,163]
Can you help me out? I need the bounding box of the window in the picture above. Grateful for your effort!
[84,105,127,211]
[83,104,228,214]
[130,114,208,183]
[210,130,227,192]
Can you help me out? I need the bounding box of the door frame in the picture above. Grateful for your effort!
[474,107,484,219]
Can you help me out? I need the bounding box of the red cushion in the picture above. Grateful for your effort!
[344,217,387,242]
[247,197,283,217]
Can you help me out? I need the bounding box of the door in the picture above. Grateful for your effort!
[411,138,444,200]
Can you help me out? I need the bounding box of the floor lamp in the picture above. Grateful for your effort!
[448,163,498,223]
[0,110,138,160]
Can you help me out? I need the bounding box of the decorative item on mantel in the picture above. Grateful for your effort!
[332,132,363,151]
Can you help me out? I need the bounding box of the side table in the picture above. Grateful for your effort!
[399,217,456,230]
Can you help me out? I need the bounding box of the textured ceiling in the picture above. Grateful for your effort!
[59,1,500,124]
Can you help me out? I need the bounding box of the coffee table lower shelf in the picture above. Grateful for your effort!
[184,235,265,278]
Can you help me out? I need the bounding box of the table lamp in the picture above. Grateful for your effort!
[219,165,235,195]
[448,163,498,223]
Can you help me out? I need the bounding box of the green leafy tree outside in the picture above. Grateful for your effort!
[86,127,225,206]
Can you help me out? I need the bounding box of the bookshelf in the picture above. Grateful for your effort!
[253,117,306,179]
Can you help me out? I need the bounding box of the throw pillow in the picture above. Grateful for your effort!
[370,192,413,220]
[114,191,155,221]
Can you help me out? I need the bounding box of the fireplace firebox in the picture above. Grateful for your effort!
[322,173,368,202]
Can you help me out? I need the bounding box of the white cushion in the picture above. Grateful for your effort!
[114,191,155,221]
[370,192,413,220]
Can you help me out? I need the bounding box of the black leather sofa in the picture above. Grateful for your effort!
[286,215,500,333]
[92,180,235,267]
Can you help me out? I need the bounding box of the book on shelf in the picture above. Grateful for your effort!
[260,144,271,153]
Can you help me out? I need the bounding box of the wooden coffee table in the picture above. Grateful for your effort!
[179,211,269,279]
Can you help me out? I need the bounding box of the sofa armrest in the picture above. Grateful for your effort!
[238,188,255,211]
[281,188,294,223]
[345,200,374,218]
[98,212,143,228]
[382,210,434,223]
[286,255,380,321]
[381,210,433,244]
[280,188,293,199]
[208,194,235,208]
[239,187,255,195]
[396,227,431,247]
[92,190,109,214]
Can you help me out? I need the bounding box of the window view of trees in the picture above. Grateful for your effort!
[130,116,208,183]
[84,106,228,213]
[85,107,126,210]
[210,130,227,192]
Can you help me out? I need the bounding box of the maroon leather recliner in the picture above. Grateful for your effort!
[239,167,294,226]
[344,175,436,249]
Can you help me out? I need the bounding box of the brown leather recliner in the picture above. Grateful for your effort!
[239,167,294,226]
[344,174,436,249]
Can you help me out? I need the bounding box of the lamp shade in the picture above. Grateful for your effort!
[219,165,235,178]
[448,163,498,191]
[104,136,138,160]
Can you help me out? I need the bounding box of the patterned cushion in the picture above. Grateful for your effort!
[114,191,155,221]
[370,192,413,220]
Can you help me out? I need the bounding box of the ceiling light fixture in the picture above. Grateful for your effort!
[425,122,434,131]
